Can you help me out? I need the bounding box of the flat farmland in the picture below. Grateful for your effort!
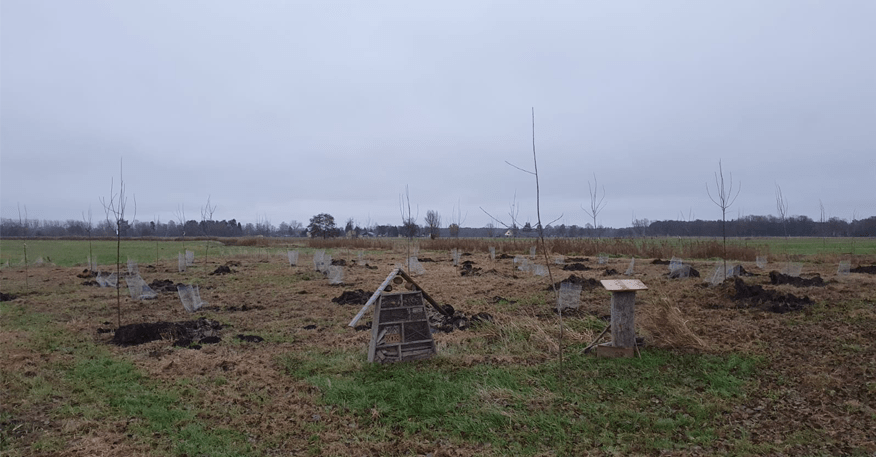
[1,238,875,456]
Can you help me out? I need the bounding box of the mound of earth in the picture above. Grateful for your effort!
[603,268,619,276]
[111,318,222,346]
[724,277,813,313]
[210,265,234,275]
[668,265,701,279]
[548,274,601,291]
[331,259,346,266]
[427,304,493,333]
[851,265,876,274]
[497,253,513,259]
[235,334,264,343]
[224,304,264,312]
[332,289,370,305]
[149,279,183,293]
[76,269,96,279]
[769,271,825,287]
[418,258,436,262]
[460,260,482,277]
[0,292,17,301]
[566,257,589,262]
[562,263,590,271]
[652,259,671,265]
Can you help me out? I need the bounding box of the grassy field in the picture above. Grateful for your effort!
[2,237,874,269]
[1,238,874,455]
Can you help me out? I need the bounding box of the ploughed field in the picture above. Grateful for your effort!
[1,241,875,456]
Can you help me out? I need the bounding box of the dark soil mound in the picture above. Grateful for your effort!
[331,259,346,266]
[149,279,181,293]
[769,271,825,287]
[81,280,99,286]
[225,304,264,312]
[652,259,671,265]
[725,277,813,313]
[668,265,701,279]
[353,321,371,331]
[460,260,482,276]
[851,265,876,274]
[303,324,318,330]
[497,253,513,259]
[549,274,601,291]
[76,269,96,279]
[332,289,370,305]
[111,318,222,346]
[418,258,435,262]
[0,292,17,302]
[235,334,264,343]
[429,308,493,333]
[210,265,233,275]
[562,263,590,271]
[603,268,619,276]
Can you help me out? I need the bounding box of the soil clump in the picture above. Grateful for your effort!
[110,318,223,347]
[149,279,183,293]
[668,265,701,279]
[210,265,234,275]
[548,274,601,291]
[850,265,876,274]
[769,271,825,287]
[724,277,813,313]
[562,263,590,271]
[235,334,264,343]
[332,289,370,305]
[459,260,481,276]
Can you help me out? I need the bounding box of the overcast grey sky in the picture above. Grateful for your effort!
[2,1,874,230]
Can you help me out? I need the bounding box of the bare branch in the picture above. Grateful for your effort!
[504,160,535,175]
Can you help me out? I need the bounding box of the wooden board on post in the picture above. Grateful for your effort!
[598,279,648,358]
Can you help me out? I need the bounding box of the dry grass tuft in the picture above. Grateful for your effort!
[638,296,708,350]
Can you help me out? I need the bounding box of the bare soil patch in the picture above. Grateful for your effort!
[769,271,825,287]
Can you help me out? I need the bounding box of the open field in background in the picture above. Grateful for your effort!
[3,237,876,269]
[1,237,875,456]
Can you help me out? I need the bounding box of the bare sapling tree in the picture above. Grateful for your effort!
[18,204,29,290]
[775,183,789,238]
[496,108,566,384]
[82,207,94,272]
[399,185,418,271]
[581,173,607,239]
[448,199,467,238]
[479,191,523,238]
[175,204,187,254]
[819,199,826,246]
[201,195,217,267]
[706,159,740,275]
[100,159,136,328]
[425,210,441,239]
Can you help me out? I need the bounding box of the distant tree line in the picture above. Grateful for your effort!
[1,213,874,238]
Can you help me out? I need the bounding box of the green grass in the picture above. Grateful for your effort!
[3,237,872,269]
[0,302,255,456]
[734,237,876,257]
[280,348,760,455]
[0,239,262,268]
